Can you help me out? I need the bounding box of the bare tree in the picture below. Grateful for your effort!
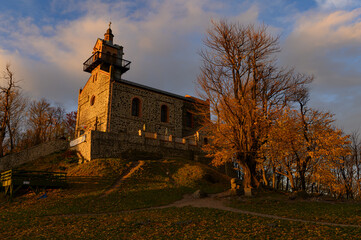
[334,131,361,199]
[0,64,26,156]
[197,20,312,189]
[48,105,66,140]
[25,98,70,146]
[6,88,27,153]
[27,98,53,145]
[65,111,77,139]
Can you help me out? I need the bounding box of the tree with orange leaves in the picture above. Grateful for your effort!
[197,20,312,189]
[264,105,350,192]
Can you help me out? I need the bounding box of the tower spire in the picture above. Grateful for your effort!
[104,22,114,44]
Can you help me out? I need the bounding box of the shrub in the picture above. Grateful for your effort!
[59,149,79,164]
[172,164,206,187]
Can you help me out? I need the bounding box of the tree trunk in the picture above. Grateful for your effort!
[299,170,307,191]
[0,129,5,157]
[239,154,260,189]
[262,166,268,186]
[276,174,282,190]
[6,120,14,152]
[288,173,296,191]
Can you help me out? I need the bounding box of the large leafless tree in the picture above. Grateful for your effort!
[0,64,26,157]
[197,20,312,189]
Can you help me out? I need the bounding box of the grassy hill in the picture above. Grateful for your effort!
[1,150,361,239]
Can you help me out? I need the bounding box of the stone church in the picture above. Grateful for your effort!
[71,25,208,161]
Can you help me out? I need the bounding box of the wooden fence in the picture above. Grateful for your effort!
[0,169,67,199]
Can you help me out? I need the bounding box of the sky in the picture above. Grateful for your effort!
[0,0,361,134]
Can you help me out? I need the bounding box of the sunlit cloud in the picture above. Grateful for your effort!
[1,0,361,133]
[315,0,361,10]
[281,8,361,132]
[0,0,260,110]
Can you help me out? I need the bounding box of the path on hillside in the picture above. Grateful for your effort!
[147,193,361,228]
[45,191,361,228]
[101,160,145,196]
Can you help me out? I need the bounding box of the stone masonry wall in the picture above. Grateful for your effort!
[0,139,69,171]
[71,130,201,161]
[109,81,185,137]
[76,66,111,135]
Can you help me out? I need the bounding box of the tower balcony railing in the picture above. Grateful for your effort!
[83,51,131,74]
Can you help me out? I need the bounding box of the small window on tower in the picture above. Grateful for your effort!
[186,111,193,128]
[90,96,95,106]
[161,105,169,123]
[131,97,141,117]
[92,74,97,83]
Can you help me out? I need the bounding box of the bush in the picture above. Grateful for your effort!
[61,150,79,163]
[172,164,206,187]
[67,158,128,177]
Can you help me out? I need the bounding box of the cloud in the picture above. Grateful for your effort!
[0,0,260,112]
[316,0,361,10]
[290,9,361,49]
[281,8,361,133]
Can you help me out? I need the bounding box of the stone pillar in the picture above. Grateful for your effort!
[230,178,241,196]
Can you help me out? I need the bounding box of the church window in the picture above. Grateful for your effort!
[106,51,111,61]
[161,105,169,123]
[90,95,95,106]
[131,97,141,117]
[186,111,193,127]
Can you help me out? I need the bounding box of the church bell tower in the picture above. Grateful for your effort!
[83,22,131,80]
[75,24,131,137]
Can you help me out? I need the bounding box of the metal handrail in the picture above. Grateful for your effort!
[83,51,131,72]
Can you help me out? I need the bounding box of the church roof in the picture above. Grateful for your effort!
[116,78,199,103]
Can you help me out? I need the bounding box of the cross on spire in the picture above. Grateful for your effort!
[104,22,114,43]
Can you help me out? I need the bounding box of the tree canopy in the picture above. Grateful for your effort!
[197,20,351,193]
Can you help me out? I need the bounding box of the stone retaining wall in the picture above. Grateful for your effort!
[71,130,202,161]
[0,139,69,172]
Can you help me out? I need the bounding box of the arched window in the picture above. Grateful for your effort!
[161,105,168,123]
[186,111,193,128]
[90,95,95,106]
[105,51,111,63]
[131,97,141,117]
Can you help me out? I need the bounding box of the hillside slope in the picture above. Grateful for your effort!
[2,151,361,239]
[1,150,230,210]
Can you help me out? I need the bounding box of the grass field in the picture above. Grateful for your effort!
[229,190,361,226]
[2,207,361,239]
[1,151,361,239]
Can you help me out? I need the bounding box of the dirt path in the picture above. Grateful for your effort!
[46,192,361,228]
[148,193,361,228]
[101,160,144,196]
